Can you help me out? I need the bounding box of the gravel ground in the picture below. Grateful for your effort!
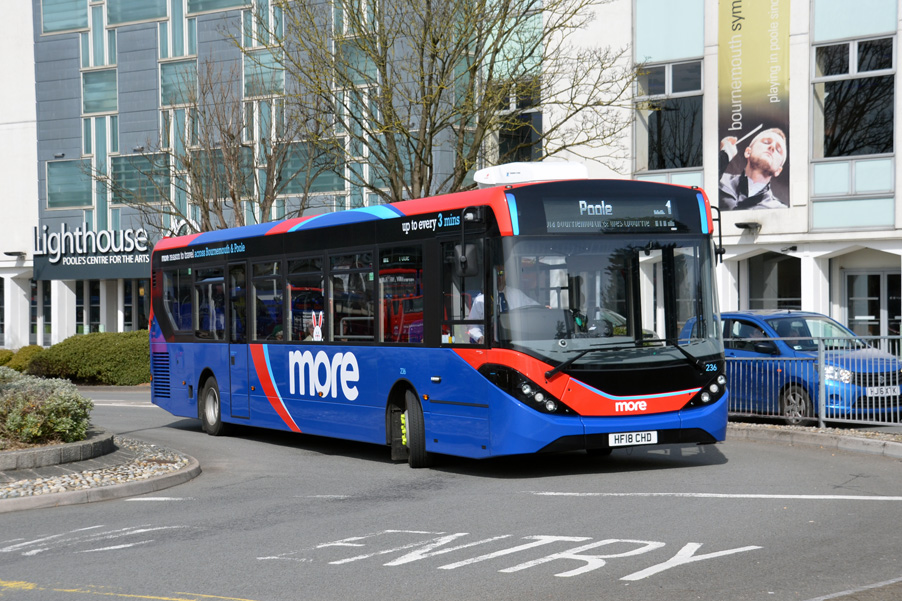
[0,437,189,500]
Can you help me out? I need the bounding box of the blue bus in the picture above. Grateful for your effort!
[150,163,727,467]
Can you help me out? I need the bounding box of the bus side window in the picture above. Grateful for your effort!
[194,267,225,340]
[440,240,483,344]
[252,261,284,341]
[163,268,192,331]
[287,256,325,342]
[379,246,423,344]
[331,251,375,342]
[229,264,247,344]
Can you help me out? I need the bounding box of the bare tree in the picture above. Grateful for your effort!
[244,0,638,203]
[96,57,340,235]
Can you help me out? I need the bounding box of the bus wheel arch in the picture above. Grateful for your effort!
[199,372,229,436]
[385,382,433,468]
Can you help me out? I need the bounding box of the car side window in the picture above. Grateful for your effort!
[732,319,768,353]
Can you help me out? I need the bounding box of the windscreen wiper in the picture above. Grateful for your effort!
[544,341,637,380]
[639,338,707,373]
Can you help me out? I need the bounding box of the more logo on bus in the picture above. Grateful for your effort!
[289,350,360,400]
[614,400,647,413]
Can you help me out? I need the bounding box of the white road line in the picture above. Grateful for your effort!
[93,402,155,407]
[529,492,902,501]
[301,495,352,499]
[77,540,154,553]
[803,575,902,600]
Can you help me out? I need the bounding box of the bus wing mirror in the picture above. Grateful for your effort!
[454,244,479,277]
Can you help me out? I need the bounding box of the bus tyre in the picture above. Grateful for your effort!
[781,384,813,426]
[405,390,432,468]
[201,377,229,436]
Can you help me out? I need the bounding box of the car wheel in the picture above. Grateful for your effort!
[200,377,229,436]
[780,384,813,426]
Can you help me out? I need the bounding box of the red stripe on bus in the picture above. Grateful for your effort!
[249,344,302,432]
[453,348,698,416]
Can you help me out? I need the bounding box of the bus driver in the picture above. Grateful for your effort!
[467,264,540,343]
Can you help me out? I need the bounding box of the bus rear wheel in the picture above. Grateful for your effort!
[405,389,433,468]
[200,377,229,436]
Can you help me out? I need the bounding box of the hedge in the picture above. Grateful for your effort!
[0,367,94,444]
[27,331,150,386]
[7,345,45,373]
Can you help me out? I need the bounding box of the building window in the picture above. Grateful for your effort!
[47,160,93,209]
[29,281,51,346]
[496,78,543,164]
[80,5,116,68]
[812,37,894,159]
[42,0,89,34]
[76,281,85,334]
[89,280,101,333]
[158,0,197,59]
[30,281,37,346]
[243,0,283,48]
[635,60,703,172]
[83,69,119,115]
[108,0,168,26]
[161,60,198,107]
[189,0,249,13]
[42,282,51,347]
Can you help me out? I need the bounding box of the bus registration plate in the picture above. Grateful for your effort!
[609,430,657,447]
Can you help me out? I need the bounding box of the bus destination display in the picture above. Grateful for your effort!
[543,196,695,233]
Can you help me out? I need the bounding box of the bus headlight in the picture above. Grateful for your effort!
[478,364,576,415]
[685,370,728,408]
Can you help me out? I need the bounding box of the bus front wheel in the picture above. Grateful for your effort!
[405,390,433,468]
[200,377,229,436]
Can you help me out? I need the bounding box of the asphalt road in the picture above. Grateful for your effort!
[1,388,901,601]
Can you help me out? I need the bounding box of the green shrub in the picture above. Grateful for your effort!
[27,331,150,386]
[7,345,45,373]
[0,367,93,444]
[0,349,13,366]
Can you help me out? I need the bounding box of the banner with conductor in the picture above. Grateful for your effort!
[718,0,790,210]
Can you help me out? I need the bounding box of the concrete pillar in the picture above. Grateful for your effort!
[716,259,740,313]
[51,280,77,345]
[4,276,31,349]
[117,279,125,332]
[100,279,119,333]
[801,254,830,316]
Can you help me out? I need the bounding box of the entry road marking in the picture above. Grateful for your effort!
[529,492,902,501]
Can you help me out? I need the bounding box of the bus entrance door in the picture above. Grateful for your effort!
[229,263,250,418]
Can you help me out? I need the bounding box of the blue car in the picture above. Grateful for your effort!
[683,310,901,424]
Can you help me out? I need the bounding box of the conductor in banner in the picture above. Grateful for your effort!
[719,127,788,210]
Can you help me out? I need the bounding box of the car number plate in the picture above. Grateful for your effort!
[608,431,658,447]
[866,385,900,398]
